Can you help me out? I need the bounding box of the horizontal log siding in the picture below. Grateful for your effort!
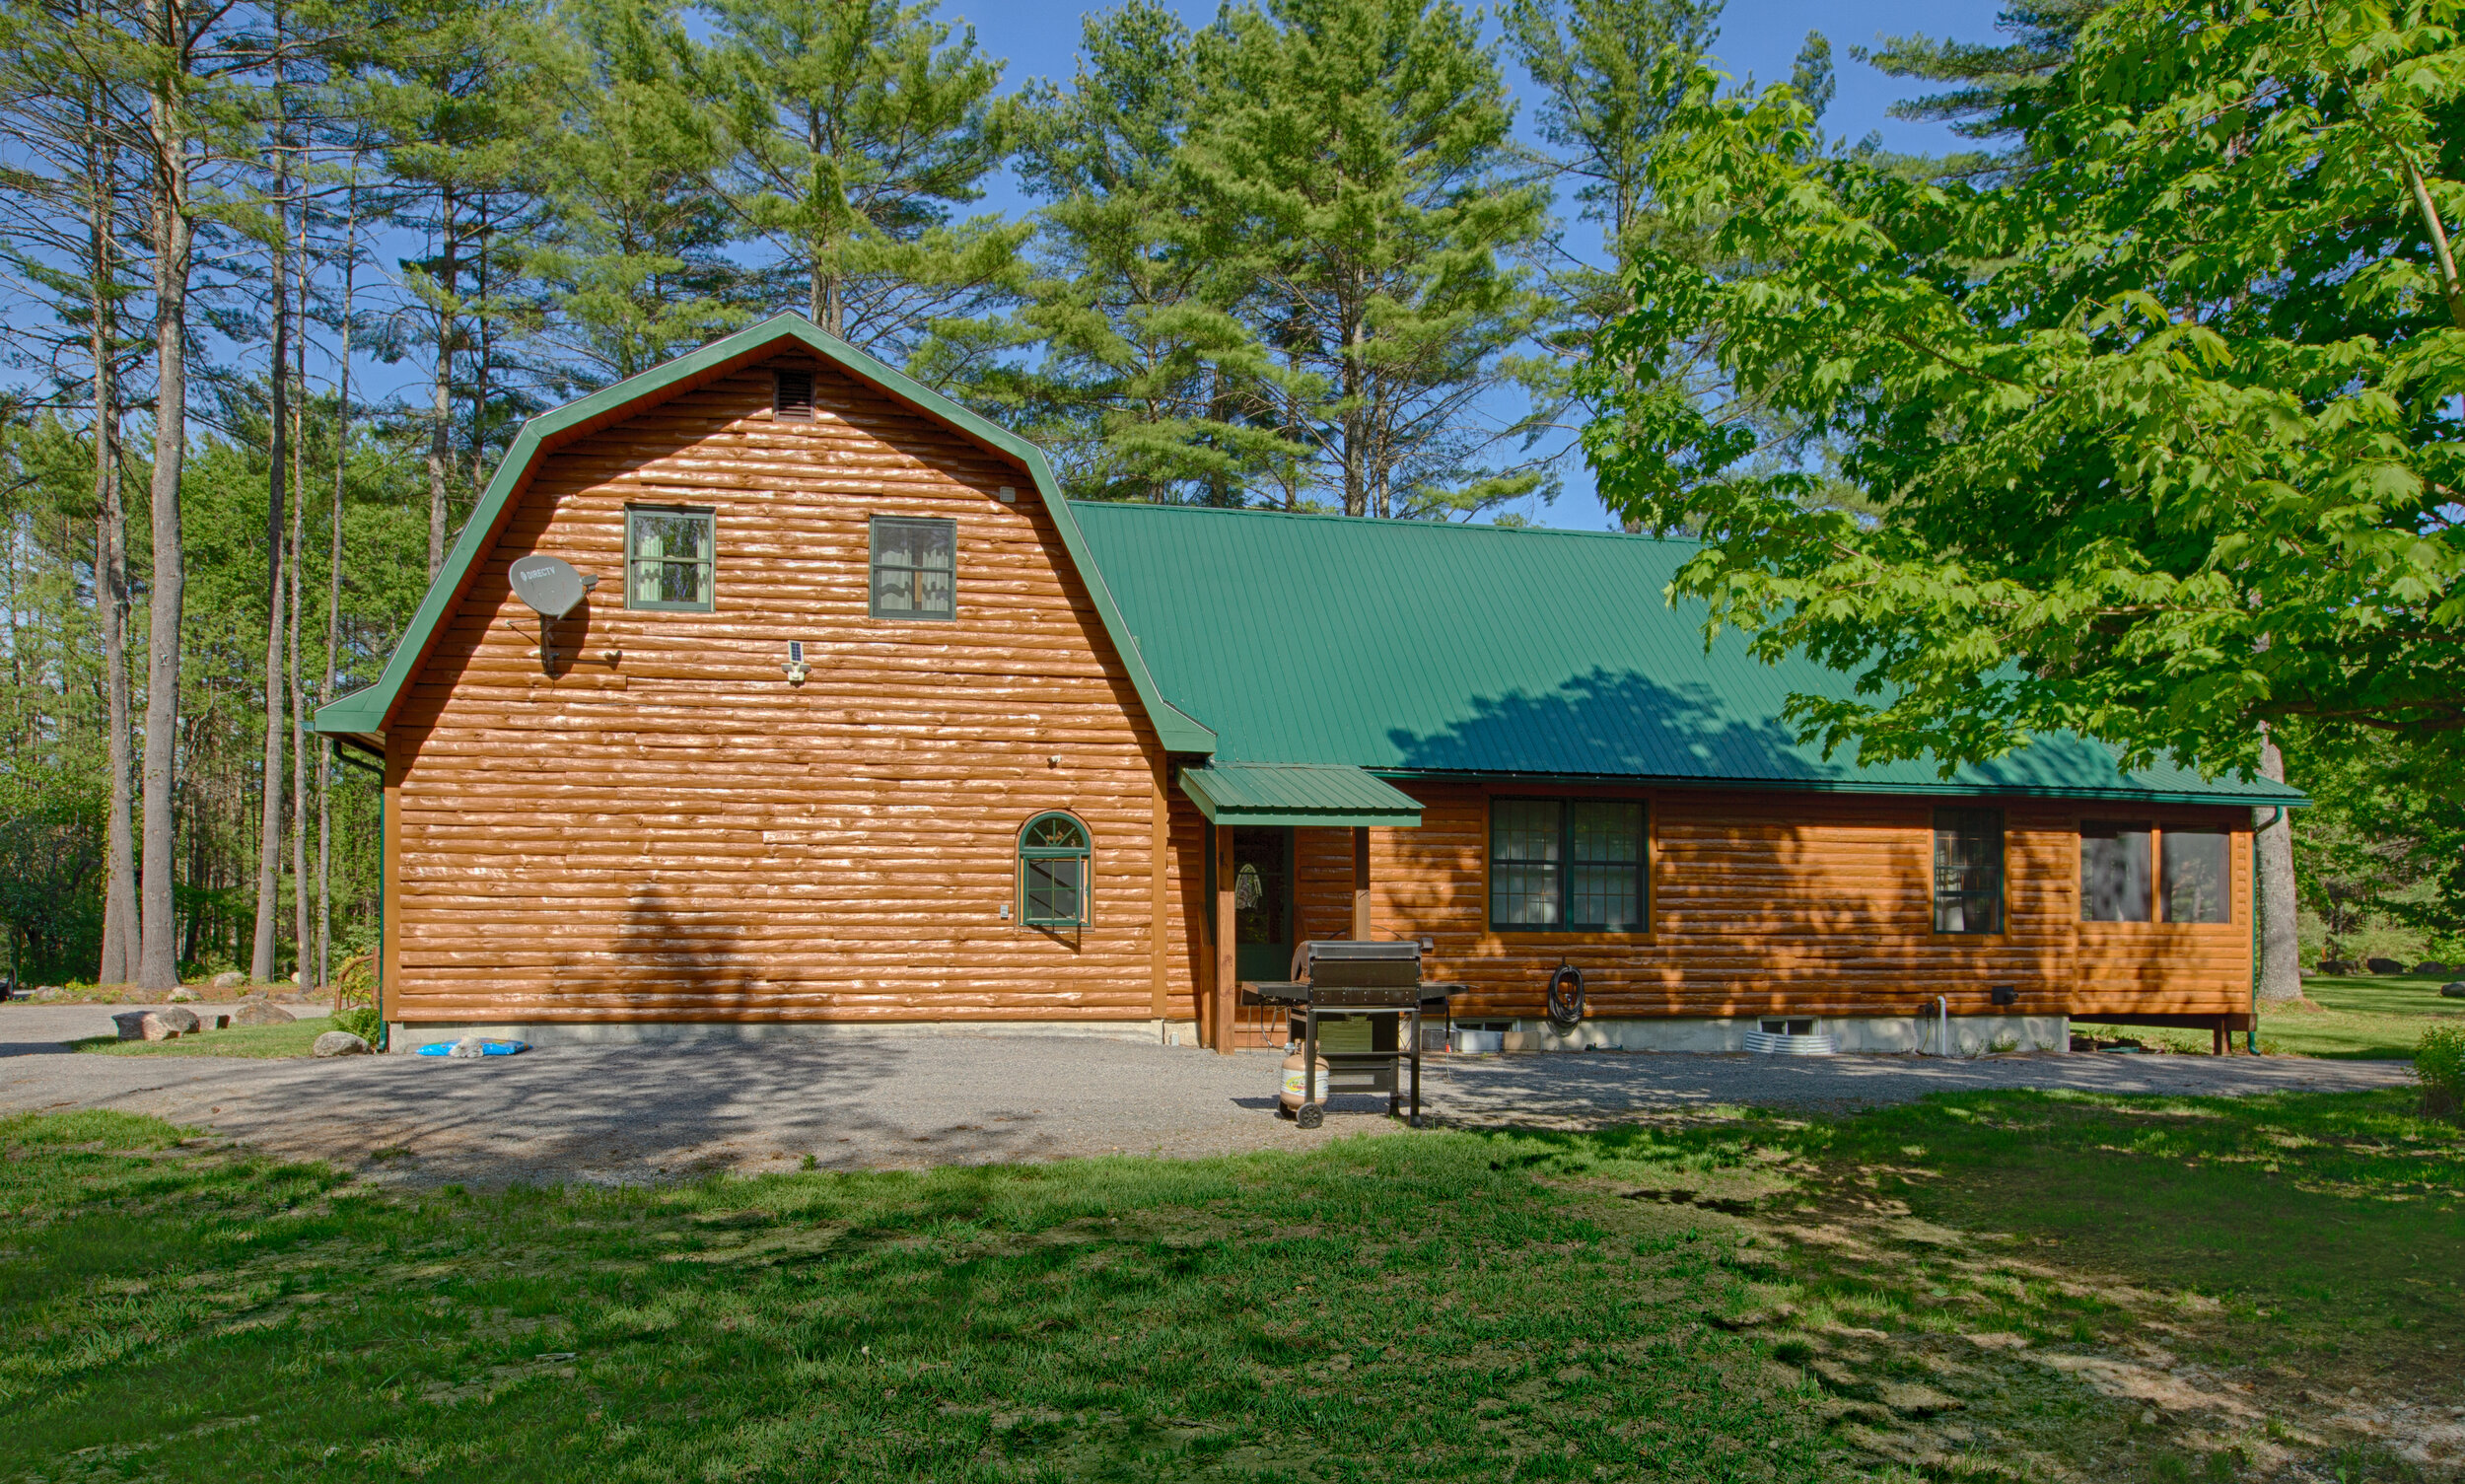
[388,359,1191,1024]
[1278,784,2251,1021]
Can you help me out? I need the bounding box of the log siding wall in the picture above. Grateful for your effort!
[387,358,1199,1025]
[1274,782,2252,1022]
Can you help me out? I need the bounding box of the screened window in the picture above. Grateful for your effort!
[2080,821,2152,922]
[626,507,715,611]
[2161,829,2231,923]
[1489,799,1645,932]
[1020,813,1090,927]
[871,516,955,620]
[1933,809,2005,934]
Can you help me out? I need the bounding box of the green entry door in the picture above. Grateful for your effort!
[1232,826,1295,983]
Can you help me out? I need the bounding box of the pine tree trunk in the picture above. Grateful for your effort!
[428,188,457,579]
[2256,729,2301,1001]
[249,175,290,986]
[92,132,136,986]
[138,0,192,991]
[317,182,355,993]
[288,193,311,989]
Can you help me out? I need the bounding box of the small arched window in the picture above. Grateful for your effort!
[1020,813,1092,927]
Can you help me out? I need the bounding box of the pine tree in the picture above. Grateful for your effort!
[1013,1,1306,504]
[1182,0,1549,518]
[538,0,748,385]
[707,0,1026,377]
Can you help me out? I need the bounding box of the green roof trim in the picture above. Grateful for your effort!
[1075,502,2307,808]
[309,314,1214,754]
[1179,763,1426,826]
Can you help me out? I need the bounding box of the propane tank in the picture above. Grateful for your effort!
[1279,1049,1330,1124]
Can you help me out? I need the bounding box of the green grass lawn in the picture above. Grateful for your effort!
[2077,971,2460,1059]
[3,1092,2455,1482]
[68,1018,331,1058]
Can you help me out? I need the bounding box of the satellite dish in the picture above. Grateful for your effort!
[509,554,588,618]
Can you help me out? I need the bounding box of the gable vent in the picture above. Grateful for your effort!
[773,369,814,421]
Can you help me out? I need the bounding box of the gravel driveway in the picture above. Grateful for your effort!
[0,1001,2412,1187]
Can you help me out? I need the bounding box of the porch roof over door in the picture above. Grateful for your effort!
[1177,764,1424,827]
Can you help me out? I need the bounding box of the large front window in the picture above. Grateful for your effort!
[1933,809,2005,934]
[1489,799,1645,932]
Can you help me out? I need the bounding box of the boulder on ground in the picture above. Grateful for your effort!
[313,1029,370,1057]
[166,987,198,1003]
[2364,956,2408,974]
[31,985,63,1002]
[110,1011,149,1040]
[2443,982,2465,1000]
[2318,959,2356,975]
[140,1007,200,1041]
[231,1000,295,1026]
[2415,960,2454,977]
[210,970,245,990]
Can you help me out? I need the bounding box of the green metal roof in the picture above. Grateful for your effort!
[1179,763,1426,826]
[1073,502,2306,807]
[309,315,1214,753]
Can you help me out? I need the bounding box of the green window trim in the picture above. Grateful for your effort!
[625,505,716,611]
[1488,797,1647,933]
[1933,808,2006,934]
[871,515,956,621]
[1020,812,1092,928]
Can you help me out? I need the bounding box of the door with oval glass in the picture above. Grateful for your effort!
[1232,826,1294,984]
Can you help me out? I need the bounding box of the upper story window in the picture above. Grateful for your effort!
[1490,798,1646,932]
[2080,823,2233,924]
[1933,808,2005,934]
[871,516,955,620]
[625,506,715,611]
[1020,813,1091,927]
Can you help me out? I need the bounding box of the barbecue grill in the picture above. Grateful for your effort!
[1242,940,1460,1128]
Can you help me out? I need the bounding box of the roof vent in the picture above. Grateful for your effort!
[773,369,813,422]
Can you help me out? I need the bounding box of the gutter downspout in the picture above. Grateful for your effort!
[331,741,387,1052]
[2250,806,2285,1055]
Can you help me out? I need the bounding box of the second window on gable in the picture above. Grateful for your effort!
[1490,798,1646,932]
[871,516,955,620]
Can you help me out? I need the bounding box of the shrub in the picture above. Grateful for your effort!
[330,1006,381,1043]
[2415,1025,2465,1121]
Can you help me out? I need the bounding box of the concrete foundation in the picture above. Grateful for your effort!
[1447,1014,2071,1056]
[385,1018,1196,1051]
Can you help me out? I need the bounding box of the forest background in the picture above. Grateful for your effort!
[0,0,2446,991]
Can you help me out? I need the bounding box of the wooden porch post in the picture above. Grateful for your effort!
[1215,824,1236,1054]
[1352,826,1373,940]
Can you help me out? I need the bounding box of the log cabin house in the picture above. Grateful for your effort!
[311,315,2300,1055]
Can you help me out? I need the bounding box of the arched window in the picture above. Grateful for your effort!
[1020,813,1092,927]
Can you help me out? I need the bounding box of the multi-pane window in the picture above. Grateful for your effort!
[2161,829,2231,923]
[625,507,715,611]
[2078,824,2233,924]
[870,516,956,620]
[1489,799,1646,932]
[1020,813,1090,927]
[1933,809,2005,934]
[2079,821,2152,922]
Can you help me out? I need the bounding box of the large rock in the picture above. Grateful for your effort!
[110,1011,149,1040]
[2317,959,2356,975]
[210,970,246,990]
[312,1030,371,1057]
[140,1007,199,1041]
[231,1000,295,1026]
[166,987,198,1003]
[2364,956,2407,974]
[2415,961,2454,977]
[2442,982,2465,1000]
